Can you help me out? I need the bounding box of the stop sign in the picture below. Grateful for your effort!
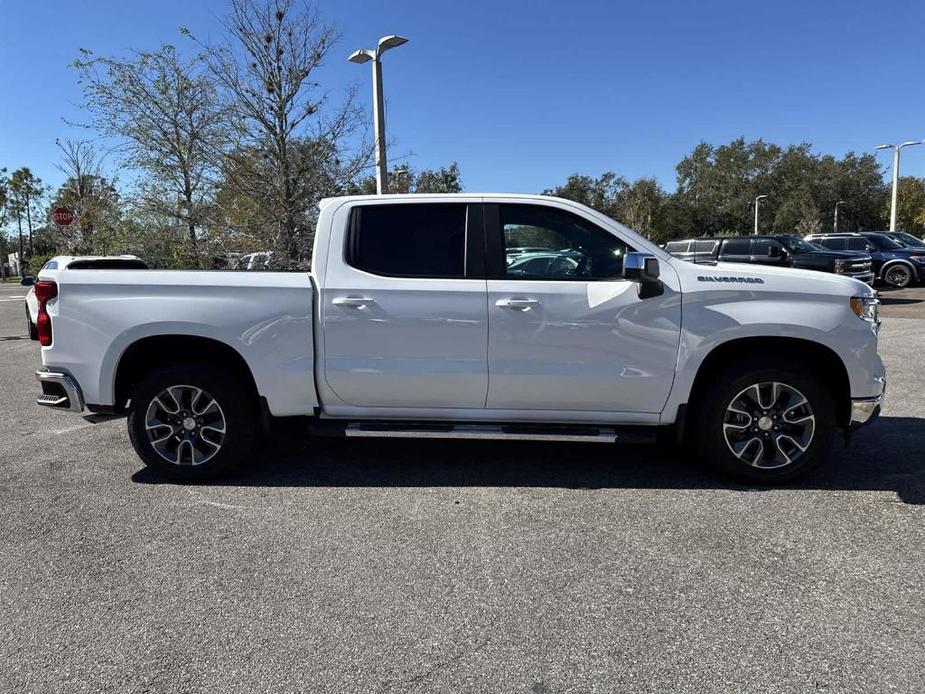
[53,207,74,226]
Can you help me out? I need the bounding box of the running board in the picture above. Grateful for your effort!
[309,421,656,444]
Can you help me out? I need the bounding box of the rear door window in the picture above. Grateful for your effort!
[819,237,847,251]
[718,238,752,260]
[348,204,469,278]
[752,239,781,257]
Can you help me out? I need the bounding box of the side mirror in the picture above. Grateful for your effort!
[866,245,877,252]
[623,252,661,283]
[767,245,781,258]
[20,276,34,287]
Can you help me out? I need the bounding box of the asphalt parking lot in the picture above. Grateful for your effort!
[1,281,924,693]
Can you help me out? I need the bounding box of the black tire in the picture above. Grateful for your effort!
[882,264,913,288]
[691,357,835,484]
[26,306,38,340]
[127,363,258,481]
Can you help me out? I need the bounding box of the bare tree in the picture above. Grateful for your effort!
[54,139,119,253]
[189,0,371,264]
[72,44,227,265]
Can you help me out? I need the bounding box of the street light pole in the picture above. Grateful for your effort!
[348,35,409,195]
[754,195,768,235]
[834,200,845,233]
[875,141,923,231]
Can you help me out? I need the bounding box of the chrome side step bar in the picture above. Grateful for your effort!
[346,423,618,443]
[310,421,657,444]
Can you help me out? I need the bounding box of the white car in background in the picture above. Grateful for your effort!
[24,255,147,340]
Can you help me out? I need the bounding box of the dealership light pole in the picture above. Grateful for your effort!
[753,195,768,235]
[875,141,923,231]
[834,200,845,233]
[348,35,409,195]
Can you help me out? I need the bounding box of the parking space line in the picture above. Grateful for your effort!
[50,422,100,435]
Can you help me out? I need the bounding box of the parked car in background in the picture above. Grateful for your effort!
[505,246,554,265]
[506,251,581,277]
[234,251,275,270]
[805,232,925,288]
[883,231,925,249]
[24,255,147,340]
[664,235,874,283]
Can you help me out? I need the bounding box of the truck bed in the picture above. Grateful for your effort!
[38,269,318,416]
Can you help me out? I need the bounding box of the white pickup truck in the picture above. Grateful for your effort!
[33,194,885,483]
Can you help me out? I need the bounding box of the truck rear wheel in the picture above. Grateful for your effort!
[127,363,258,481]
[691,358,835,483]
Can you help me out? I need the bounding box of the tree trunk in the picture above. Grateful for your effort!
[16,211,24,276]
[25,194,33,254]
[182,173,200,268]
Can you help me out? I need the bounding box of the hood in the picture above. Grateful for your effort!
[671,258,875,298]
[884,248,925,258]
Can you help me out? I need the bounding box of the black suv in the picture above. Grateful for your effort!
[805,232,925,288]
[664,235,874,283]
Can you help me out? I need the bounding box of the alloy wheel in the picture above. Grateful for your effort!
[144,385,227,466]
[722,381,815,469]
[885,265,911,287]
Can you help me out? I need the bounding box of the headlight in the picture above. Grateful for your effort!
[850,295,880,325]
[833,260,846,273]
[909,255,925,263]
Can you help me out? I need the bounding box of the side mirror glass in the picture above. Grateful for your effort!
[20,276,34,287]
[623,252,660,283]
[866,245,876,252]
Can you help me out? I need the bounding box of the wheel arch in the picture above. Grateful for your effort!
[684,336,851,434]
[879,259,918,282]
[113,335,261,413]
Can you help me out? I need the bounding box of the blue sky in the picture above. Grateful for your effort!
[1,0,923,196]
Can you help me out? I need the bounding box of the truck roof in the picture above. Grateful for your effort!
[319,193,571,207]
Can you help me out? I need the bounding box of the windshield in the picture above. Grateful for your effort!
[779,236,824,254]
[892,232,925,247]
[868,234,904,251]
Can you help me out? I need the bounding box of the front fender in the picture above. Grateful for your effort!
[661,292,884,423]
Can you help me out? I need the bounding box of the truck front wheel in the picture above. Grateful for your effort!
[127,363,258,481]
[882,264,913,288]
[692,358,835,483]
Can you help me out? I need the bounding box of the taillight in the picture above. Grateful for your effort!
[34,280,58,346]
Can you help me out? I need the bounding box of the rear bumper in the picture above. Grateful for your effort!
[35,369,85,413]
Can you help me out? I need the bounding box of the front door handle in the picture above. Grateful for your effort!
[496,297,540,311]
[332,296,375,308]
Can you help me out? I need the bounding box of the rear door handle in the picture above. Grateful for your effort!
[496,297,540,311]
[332,296,375,308]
